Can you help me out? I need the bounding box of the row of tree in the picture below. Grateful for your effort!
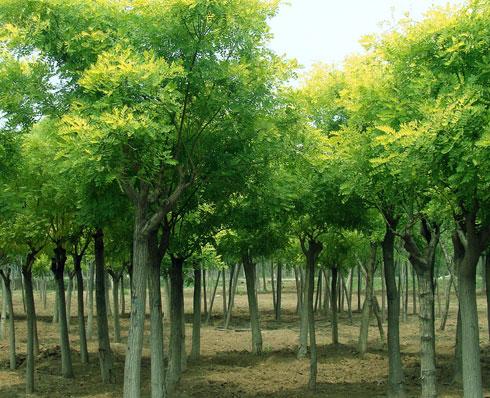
[0,0,490,397]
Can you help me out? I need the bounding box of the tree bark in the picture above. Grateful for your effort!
[22,266,36,394]
[331,266,339,345]
[74,257,89,364]
[167,256,184,391]
[359,244,377,356]
[87,261,95,340]
[112,275,121,343]
[191,266,201,360]
[0,271,15,369]
[94,229,114,384]
[243,254,262,354]
[485,254,490,342]
[0,277,6,341]
[148,238,165,398]
[123,216,149,398]
[224,264,239,330]
[297,267,308,358]
[382,220,405,397]
[202,267,208,320]
[206,270,220,324]
[275,262,282,321]
[51,245,74,378]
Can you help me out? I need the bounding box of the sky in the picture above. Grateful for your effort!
[269,0,462,71]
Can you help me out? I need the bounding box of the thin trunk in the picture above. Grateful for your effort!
[294,267,301,314]
[224,264,239,329]
[167,256,184,391]
[323,270,330,317]
[331,266,339,345]
[243,256,262,354]
[222,270,227,320]
[297,267,308,359]
[52,246,74,379]
[75,259,89,364]
[307,253,317,390]
[453,306,462,385]
[52,288,59,323]
[94,229,114,384]
[66,274,73,328]
[381,261,386,322]
[439,274,453,331]
[121,273,126,317]
[261,263,267,292]
[412,266,417,315]
[206,270,220,324]
[314,268,321,313]
[148,250,165,398]
[105,271,112,317]
[87,261,95,340]
[457,254,482,397]
[416,272,437,398]
[112,276,121,343]
[22,268,35,394]
[271,262,276,313]
[123,218,149,398]
[404,262,408,322]
[275,263,282,321]
[202,268,207,320]
[357,263,362,312]
[341,273,353,324]
[191,267,201,360]
[382,222,405,397]
[0,278,7,341]
[485,255,490,342]
[359,244,377,356]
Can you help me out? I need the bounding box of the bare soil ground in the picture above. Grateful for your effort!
[0,281,489,397]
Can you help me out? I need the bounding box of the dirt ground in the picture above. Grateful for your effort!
[0,280,489,397]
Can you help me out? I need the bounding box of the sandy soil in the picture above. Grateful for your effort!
[0,280,489,397]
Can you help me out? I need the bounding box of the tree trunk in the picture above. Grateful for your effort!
[271,262,276,313]
[307,255,317,390]
[341,273,353,324]
[417,272,437,398]
[224,264,239,330]
[453,306,463,385]
[314,268,321,313]
[331,266,339,345]
[112,276,121,343]
[191,267,201,361]
[167,256,184,391]
[275,262,282,321]
[66,274,74,328]
[457,253,483,397]
[22,268,36,394]
[222,269,227,320]
[123,217,149,398]
[381,261,386,322]
[206,270,220,324]
[0,277,7,341]
[261,263,267,292]
[357,262,362,312]
[439,274,453,331]
[94,229,114,384]
[51,246,74,378]
[412,266,417,315]
[148,249,165,398]
[75,258,89,364]
[323,269,330,317]
[243,255,262,354]
[294,267,301,314]
[404,262,409,322]
[87,261,95,340]
[382,222,405,397]
[121,272,126,317]
[359,244,377,356]
[52,288,59,323]
[485,255,490,342]
[297,267,308,358]
[202,268,208,320]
